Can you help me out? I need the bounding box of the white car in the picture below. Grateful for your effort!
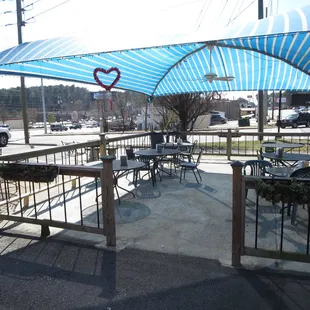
[0,127,11,147]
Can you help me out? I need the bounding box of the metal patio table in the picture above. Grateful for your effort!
[88,159,145,204]
[135,148,181,177]
[260,142,304,150]
[262,152,310,167]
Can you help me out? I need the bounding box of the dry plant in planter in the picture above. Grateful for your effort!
[0,163,59,183]
[255,178,310,205]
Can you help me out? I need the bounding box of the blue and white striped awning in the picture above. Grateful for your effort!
[0,5,309,96]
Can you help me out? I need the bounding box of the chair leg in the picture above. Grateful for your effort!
[134,170,139,187]
[192,169,199,183]
[287,203,291,216]
[179,167,183,182]
[196,168,202,181]
[114,185,121,205]
[151,169,155,187]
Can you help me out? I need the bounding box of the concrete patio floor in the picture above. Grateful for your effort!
[1,156,310,274]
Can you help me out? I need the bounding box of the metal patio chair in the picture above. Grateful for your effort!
[288,167,310,225]
[179,140,198,163]
[243,160,272,198]
[179,148,203,183]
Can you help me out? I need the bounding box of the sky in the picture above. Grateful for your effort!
[0,0,309,99]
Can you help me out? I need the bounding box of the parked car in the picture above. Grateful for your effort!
[276,112,310,128]
[0,127,11,147]
[210,114,227,125]
[0,123,11,131]
[50,123,68,131]
[69,123,82,129]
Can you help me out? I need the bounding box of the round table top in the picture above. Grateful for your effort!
[160,142,192,148]
[268,166,296,177]
[88,160,145,171]
[135,149,180,157]
[261,142,304,149]
[263,152,310,162]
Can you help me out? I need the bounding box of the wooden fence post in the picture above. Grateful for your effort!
[101,155,116,246]
[231,161,244,267]
[99,133,107,158]
[227,129,232,160]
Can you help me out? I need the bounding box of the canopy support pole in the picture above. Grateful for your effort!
[257,0,264,142]
[277,91,282,134]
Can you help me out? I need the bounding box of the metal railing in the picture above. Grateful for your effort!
[0,140,101,165]
[107,132,151,158]
[2,131,309,165]
[231,162,310,266]
[0,158,116,246]
[174,130,310,159]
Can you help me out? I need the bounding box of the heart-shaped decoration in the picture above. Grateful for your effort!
[93,67,121,91]
[212,91,221,100]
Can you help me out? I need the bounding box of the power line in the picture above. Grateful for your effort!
[226,0,241,27]
[194,0,209,28]
[24,0,44,9]
[233,0,245,23]
[226,0,255,26]
[25,0,72,22]
[212,0,229,29]
[196,0,213,31]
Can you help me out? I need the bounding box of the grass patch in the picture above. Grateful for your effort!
[198,138,310,152]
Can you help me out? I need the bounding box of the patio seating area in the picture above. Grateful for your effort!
[2,148,310,273]
[1,133,310,273]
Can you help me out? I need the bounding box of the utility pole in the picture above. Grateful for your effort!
[257,0,264,141]
[16,0,29,144]
[40,79,47,134]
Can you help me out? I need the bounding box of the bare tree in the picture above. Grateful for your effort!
[28,108,39,124]
[0,103,10,124]
[154,93,213,135]
[113,91,134,131]
[154,104,178,131]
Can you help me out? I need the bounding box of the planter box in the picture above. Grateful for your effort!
[0,164,59,183]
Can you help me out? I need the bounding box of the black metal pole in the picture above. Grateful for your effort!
[16,0,29,144]
[272,91,275,120]
[277,91,282,133]
[257,0,264,141]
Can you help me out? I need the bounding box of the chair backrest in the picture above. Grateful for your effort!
[243,160,272,176]
[290,167,310,178]
[195,148,204,165]
[256,150,264,160]
[150,132,164,149]
[190,140,198,155]
[125,146,135,160]
[136,155,154,167]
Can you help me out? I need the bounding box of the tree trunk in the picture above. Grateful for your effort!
[180,118,187,141]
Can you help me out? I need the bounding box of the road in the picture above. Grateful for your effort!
[3,121,310,157]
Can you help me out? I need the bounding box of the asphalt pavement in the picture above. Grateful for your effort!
[1,232,310,310]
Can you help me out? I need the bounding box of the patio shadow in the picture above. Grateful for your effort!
[0,234,308,310]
